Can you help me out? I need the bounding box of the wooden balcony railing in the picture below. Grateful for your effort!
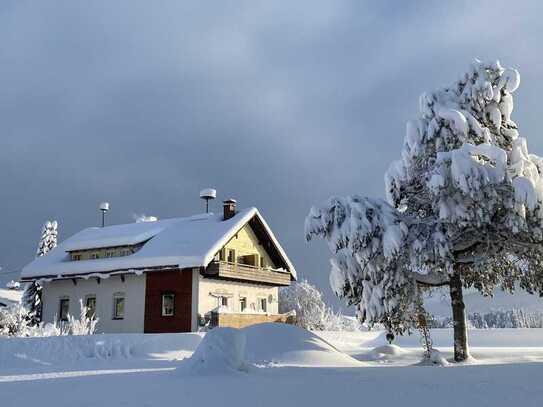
[204,261,292,286]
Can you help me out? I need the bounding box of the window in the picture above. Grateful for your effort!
[227,249,236,263]
[59,298,70,321]
[239,297,247,312]
[217,296,228,308]
[72,254,81,261]
[240,254,258,267]
[260,257,265,268]
[113,293,125,319]
[85,296,96,319]
[258,298,267,313]
[105,251,114,258]
[162,293,175,316]
[91,253,99,259]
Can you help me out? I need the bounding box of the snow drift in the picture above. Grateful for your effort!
[179,327,248,374]
[0,333,203,369]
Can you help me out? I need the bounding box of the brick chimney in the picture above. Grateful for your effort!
[223,199,237,220]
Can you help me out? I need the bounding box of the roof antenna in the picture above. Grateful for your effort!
[199,188,216,213]
[99,202,110,227]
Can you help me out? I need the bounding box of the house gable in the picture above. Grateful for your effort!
[220,222,277,269]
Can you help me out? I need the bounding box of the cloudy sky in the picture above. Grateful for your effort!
[1,1,542,308]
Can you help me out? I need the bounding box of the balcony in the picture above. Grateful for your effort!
[204,261,292,286]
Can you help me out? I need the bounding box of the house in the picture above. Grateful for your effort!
[20,200,296,333]
[0,286,22,308]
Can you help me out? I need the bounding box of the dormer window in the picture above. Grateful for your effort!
[68,242,144,261]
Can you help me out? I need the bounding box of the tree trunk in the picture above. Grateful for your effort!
[449,269,470,362]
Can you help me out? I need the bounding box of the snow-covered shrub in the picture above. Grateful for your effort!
[0,303,33,336]
[280,280,327,330]
[0,299,98,337]
[279,280,360,331]
[65,299,99,335]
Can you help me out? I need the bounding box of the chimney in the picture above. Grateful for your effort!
[223,199,237,220]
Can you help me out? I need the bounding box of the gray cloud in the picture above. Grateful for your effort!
[1,0,542,309]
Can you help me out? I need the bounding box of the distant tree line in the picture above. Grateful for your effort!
[428,309,543,329]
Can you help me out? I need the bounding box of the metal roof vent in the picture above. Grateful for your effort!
[200,188,217,213]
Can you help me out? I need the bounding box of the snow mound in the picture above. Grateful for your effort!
[417,349,449,366]
[365,344,406,361]
[180,327,248,375]
[243,323,362,367]
[371,344,404,356]
[178,323,362,374]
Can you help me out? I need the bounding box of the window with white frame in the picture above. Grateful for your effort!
[59,297,70,321]
[112,293,125,319]
[85,295,97,319]
[217,296,229,309]
[162,293,175,316]
[258,297,267,313]
[239,297,247,312]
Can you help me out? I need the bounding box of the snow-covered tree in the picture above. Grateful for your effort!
[36,220,58,256]
[306,60,543,361]
[280,280,329,330]
[23,220,58,325]
[279,280,360,331]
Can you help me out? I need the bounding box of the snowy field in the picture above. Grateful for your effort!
[1,324,543,407]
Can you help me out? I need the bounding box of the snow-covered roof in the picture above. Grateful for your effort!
[0,288,22,307]
[21,208,296,281]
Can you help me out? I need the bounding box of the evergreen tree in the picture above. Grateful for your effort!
[23,220,58,324]
[306,60,543,361]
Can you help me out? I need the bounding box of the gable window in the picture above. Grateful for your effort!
[85,296,97,319]
[161,293,175,316]
[59,298,70,321]
[112,293,125,319]
[258,298,267,313]
[227,249,236,263]
[239,297,247,312]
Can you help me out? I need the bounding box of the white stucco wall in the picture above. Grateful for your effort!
[41,274,146,333]
[198,276,279,316]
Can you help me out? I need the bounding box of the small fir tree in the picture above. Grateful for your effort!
[23,220,58,324]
